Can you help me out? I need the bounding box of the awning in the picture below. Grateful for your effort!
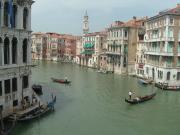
[84,43,94,48]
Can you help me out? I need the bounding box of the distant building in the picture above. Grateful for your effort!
[106,17,146,74]
[75,37,83,64]
[78,32,107,68]
[31,32,47,60]
[144,4,180,87]
[31,32,78,62]
[0,0,35,117]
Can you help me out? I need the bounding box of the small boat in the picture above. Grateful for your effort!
[32,84,43,95]
[51,78,71,84]
[125,93,156,104]
[138,79,149,85]
[8,96,56,122]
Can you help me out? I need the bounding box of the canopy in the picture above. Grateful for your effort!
[84,43,94,48]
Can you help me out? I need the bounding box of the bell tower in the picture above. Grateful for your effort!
[83,11,89,35]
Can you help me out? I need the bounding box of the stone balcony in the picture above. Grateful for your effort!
[0,27,31,38]
[105,51,122,56]
[145,51,173,56]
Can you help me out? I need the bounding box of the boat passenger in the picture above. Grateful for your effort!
[128,91,133,99]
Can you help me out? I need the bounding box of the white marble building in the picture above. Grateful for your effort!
[0,0,34,117]
[144,4,180,87]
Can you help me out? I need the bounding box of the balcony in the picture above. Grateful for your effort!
[105,51,122,56]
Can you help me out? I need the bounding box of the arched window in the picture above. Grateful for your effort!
[23,8,28,29]
[12,37,17,64]
[0,37,3,65]
[167,71,170,80]
[13,5,17,28]
[22,39,28,63]
[4,37,10,65]
[4,2,8,27]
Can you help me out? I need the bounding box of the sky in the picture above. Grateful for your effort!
[32,0,179,35]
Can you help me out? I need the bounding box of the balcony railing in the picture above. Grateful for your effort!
[145,50,173,56]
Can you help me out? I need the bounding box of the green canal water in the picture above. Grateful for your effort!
[13,61,180,135]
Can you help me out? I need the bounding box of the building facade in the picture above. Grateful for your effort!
[31,32,47,60]
[106,18,146,74]
[144,4,180,87]
[78,32,107,68]
[135,26,147,77]
[0,0,34,117]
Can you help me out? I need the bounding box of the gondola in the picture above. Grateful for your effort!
[125,93,156,104]
[32,84,43,95]
[51,78,71,84]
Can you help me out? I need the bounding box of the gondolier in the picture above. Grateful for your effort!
[65,76,68,82]
[128,91,133,99]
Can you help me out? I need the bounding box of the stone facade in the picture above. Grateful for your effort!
[77,32,107,68]
[31,32,78,62]
[31,32,47,60]
[144,4,180,86]
[106,18,146,74]
[0,0,34,117]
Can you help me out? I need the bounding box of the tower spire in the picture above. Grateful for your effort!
[83,10,89,35]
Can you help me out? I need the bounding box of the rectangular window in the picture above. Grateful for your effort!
[22,76,28,89]
[170,18,174,25]
[0,82,2,96]
[177,72,180,80]
[4,80,11,94]
[13,100,18,107]
[12,78,17,92]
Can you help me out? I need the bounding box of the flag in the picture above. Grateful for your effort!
[8,0,14,28]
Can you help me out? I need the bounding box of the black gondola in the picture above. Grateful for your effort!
[125,93,156,104]
[32,84,43,95]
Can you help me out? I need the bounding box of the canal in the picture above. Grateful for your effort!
[13,61,180,135]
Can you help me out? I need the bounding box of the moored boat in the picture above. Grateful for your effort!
[32,84,43,95]
[51,78,71,84]
[8,96,56,122]
[125,93,156,104]
[138,79,148,85]
[155,82,180,91]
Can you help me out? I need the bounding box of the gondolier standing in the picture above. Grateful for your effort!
[65,76,68,82]
[128,91,133,99]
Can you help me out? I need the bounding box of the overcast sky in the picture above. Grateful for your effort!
[32,0,179,35]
